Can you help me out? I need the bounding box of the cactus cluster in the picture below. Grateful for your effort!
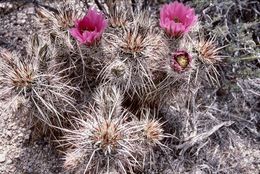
[0,0,225,173]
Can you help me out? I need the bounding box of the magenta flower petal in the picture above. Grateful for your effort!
[69,8,107,46]
[160,1,197,37]
[69,28,85,44]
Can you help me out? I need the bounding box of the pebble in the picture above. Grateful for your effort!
[18,19,26,24]
[28,168,33,173]
[12,125,18,130]
[0,153,6,163]
[24,134,30,140]
[6,131,12,137]
[0,3,13,9]
[6,159,12,164]
[26,7,34,14]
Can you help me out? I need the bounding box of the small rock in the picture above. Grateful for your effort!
[18,19,26,24]
[0,153,6,163]
[24,134,30,140]
[9,167,15,173]
[3,116,8,121]
[6,131,12,137]
[23,166,28,170]
[6,159,12,164]
[26,7,34,14]
[12,125,18,130]
[28,168,33,173]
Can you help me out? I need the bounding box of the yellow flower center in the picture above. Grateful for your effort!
[176,55,189,68]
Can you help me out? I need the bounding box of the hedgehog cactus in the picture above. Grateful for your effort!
[62,86,165,173]
[0,43,76,134]
[0,0,226,173]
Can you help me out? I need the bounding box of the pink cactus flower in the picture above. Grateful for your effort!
[160,1,197,37]
[70,8,107,45]
[171,50,192,72]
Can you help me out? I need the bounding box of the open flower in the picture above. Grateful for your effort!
[171,50,192,72]
[160,1,197,37]
[70,8,107,45]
